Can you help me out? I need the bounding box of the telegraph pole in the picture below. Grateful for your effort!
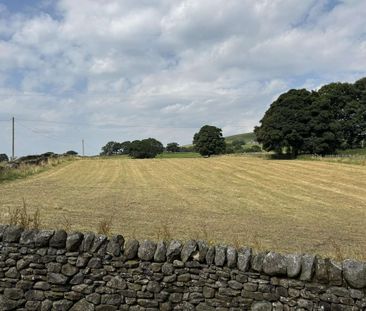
[82,139,85,156]
[12,117,15,160]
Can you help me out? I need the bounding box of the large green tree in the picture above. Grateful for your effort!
[254,89,313,156]
[129,138,164,158]
[193,125,226,157]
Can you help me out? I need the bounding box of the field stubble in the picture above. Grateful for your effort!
[0,156,366,259]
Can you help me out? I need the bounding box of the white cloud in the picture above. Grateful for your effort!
[0,0,366,155]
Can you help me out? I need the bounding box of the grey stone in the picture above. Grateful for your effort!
[251,301,272,311]
[162,262,174,275]
[24,289,44,301]
[146,281,161,293]
[206,246,215,265]
[228,280,243,290]
[81,232,95,252]
[76,254,90,267]
[17,258,31,270]
[300,254,315,281]
[25,301,42,310]
[0,294,21,310]
[20,229,38,245]
[70,272,84,285]
[35,230,54,247]
[49,230,67,249]
[52,299,74,311]
[101,294,121,305]
[41,300,53,311]
[196,303,215,311]
[154,241,167,262]
[5,267,20,278]
[263,252,287,276]
[88,257,102,269]
[226,246,237,268]
[0,224,8,241]
[70,299,94,311]
[195,240,208,262]
[34,281,50,291]
[286,254,302,278]
[315,257,329,283]
[4,225,23,243]
[166,240,182,262]
[66,232,83,251]
[90,234,108,253]
[138,240,157,261]
[181,240,197,262]
[48,272,68,284]
[203,286,215,298]
[342,259,366,289]
[4,288,23,300]
[124,239,139,260]
[237,247,252,271]
[327,259,342,286]
[106,235,124,256]
[214,245,227,266]
[86,293,101,305]
[106,276,127,289]
[61,263,79,276]
[251,252,267,272]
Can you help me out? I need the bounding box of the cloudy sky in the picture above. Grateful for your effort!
[0,0,366,156]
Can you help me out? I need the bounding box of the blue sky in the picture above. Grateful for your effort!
[0,0,366,156]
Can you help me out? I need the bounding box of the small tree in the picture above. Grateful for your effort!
[193,125,226,157]
[100,141,122,156]
[0,154,9,162]
[129,138,164,159]
[166,142,180,152]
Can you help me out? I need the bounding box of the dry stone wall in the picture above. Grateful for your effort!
[0,225,366,311]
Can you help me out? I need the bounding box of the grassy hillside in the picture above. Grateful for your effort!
[1,156,366,259]
[225,132,256,144]
[183,132,256,147]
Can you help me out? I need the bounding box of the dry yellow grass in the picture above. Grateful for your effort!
[1,156,366,259]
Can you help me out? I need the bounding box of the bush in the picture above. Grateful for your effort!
[0,154,9,162]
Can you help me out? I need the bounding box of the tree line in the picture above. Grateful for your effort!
[254,77,366,157]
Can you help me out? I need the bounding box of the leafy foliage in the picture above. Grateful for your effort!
[193,125,226,156]
[255,77,366,156]
[166,142,180,152]
[0,154,9,162]
[129,138,164,159]
[100,141,123,156]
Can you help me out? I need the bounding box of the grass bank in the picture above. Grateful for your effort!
[0,156,76,183]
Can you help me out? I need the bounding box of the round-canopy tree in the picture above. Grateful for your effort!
[193,125,226,157]
[129,138,164,159]
[166,142,180,152]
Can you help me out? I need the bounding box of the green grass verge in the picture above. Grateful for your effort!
[0,157,75,183]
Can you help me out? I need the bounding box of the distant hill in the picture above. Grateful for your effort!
[182,132,256,148]
[225,132,256,144]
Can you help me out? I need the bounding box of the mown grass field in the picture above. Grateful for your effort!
[1,156,366,259]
